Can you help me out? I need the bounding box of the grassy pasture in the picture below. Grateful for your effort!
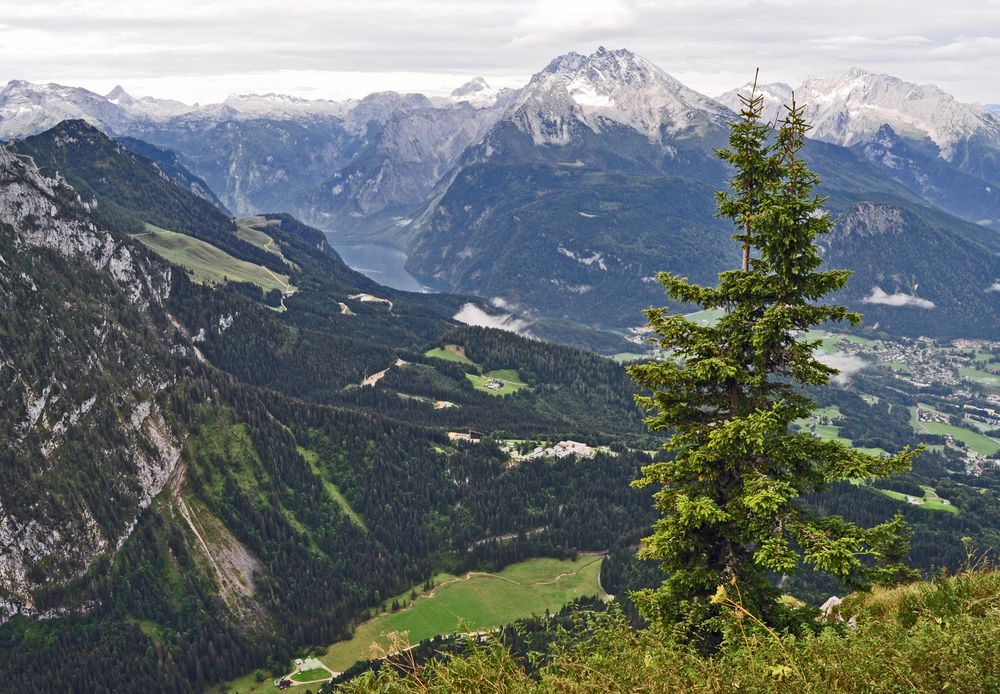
[467,369,529,396]
[135,224,294,294]
[297,446,366,529]
[683,308,725,325]
[216,557,604,693]
[425,344,475,365]
[611,353,645,363]
[320,556,604,673]
[959,366,1000,387]
[910,405,1000,456]
[290,668,331,683]
[873,485,959,514]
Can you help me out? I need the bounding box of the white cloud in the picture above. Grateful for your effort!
[987,281,1000,293]
[453,302,532,334]
[513,0,636,45]
[1,0,998,103]
[862,286,936,309]
[815,351,868,385]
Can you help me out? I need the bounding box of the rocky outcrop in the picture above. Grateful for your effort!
[0,146,184,621]
[0,146,171,307]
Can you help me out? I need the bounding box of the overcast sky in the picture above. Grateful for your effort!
[1,0,998,104]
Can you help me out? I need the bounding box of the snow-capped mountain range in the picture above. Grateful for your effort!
[1,47,997,339]
[2,48,999,230]
[5,52,997,158]
[716,67,1000,159]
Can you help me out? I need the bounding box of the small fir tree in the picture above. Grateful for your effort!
[627,88,919,649]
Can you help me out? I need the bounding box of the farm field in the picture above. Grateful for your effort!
[959,366,1000,387]
[910,405,1000,456]
[135,224,295,294]
[216,556,604,694]
[425,344,475,365]
[467,369,529,396]
[320,556,605,673]
[873,485,959,514]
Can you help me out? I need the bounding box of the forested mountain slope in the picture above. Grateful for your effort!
[0,128,655,692]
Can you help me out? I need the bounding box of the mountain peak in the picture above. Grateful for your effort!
[513,46,728,143]
[717,69,999,157]
[106,85,129,100]
[453,77,490,93]
[798,69,993,153]
[450,77,503,108]
[542,46,644,81]
[34,118,112,144]
[4,79,32,91]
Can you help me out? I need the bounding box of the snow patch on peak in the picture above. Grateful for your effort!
[222,92,351,119]
[796,69,996,155]
[450,78,503,108]
[105,85,131,104]
[566,78,613,108]
[508,46,729,144]
[719,69,1000,159]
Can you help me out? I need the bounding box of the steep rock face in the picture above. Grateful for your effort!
[307,100,506,234]
[854,125,1000,226]
[0,80,132,140]
[130,115,362,216]
[0,145,172,305]
[116,136,230,212]
[0,146,184,620]
[822,200,1000,338]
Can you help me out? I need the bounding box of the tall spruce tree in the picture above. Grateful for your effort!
[627,90,919,648]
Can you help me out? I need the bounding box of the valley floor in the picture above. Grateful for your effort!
[217,556,605,693]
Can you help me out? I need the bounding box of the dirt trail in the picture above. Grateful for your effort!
[175,496,227,587]
[262,265,294,294]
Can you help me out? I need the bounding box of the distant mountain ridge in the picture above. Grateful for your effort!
[716,68,1000,208]
[2,51,998,338]
[3,56,998,227]
[398,51,999,337]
